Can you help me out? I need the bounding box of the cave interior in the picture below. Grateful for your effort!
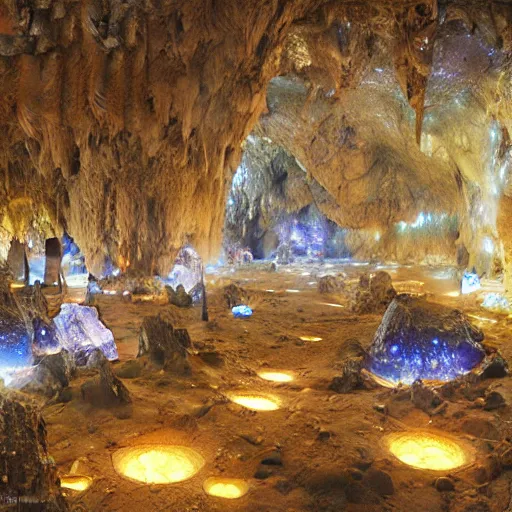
[2,1,512,511]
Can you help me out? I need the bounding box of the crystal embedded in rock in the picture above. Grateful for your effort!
[0,314,32,383]
[53,303,118,363]
[366,295,485,384]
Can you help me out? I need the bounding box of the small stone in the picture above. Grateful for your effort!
[483,391,506,411]
[349,469,364,481]
[261,451,282,466]
[462,417,500,440]
[317,429,331,441]
[364,468,394,496]
[57,387,73,403]
[254,466,273,479]
[373,403,388,414]
[115,359,142,379]
[239,433,263,446]
[435,477,455,492]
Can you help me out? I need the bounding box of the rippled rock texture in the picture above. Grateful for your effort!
[366,296,486,385]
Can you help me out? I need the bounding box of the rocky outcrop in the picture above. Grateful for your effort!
[138,313,192,375]
[366,295,486,384]
[0,391,68,510]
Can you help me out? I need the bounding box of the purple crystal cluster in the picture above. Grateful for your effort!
[366,296,485,385]
[52,304,118,363]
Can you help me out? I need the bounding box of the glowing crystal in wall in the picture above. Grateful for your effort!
[461,271,481,295]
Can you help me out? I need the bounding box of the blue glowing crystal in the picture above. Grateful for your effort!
[461,271,481,295]
[366,296,485,385]
[0,313,32,383]
[232,305,253,318]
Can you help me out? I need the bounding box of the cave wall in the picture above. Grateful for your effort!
[0,0,324,276]
[1,1,512,279]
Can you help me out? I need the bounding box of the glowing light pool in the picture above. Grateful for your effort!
[112,445,205,484]
[387,432,469,471]
[203,477,249,499]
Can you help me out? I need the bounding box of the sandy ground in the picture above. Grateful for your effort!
[42,261,512,512]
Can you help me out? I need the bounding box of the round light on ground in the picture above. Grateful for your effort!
[229,394,279,411]
[257,370,294,382]
[112,445,205,484]
[60,475,92,492]
[387,432,468,471]
[299,335,322,342]
[203,477,249,499]
[285,289,300,293]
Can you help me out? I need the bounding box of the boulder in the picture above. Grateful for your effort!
[366,296,485,384]
[350,271,396,314]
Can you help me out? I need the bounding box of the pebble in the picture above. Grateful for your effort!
[435,477,455,492]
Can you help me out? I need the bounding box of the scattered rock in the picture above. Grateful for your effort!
[461,417,500,440]
[198,351,224,367]
[21,350,76,397]
[483,390,506,410]
[411,380,443,412]
[254,466,273,479]
[304,467,350,495]
[223,284,248,309]
[363,468,394,497]
[318,273,346,294]
[435,476,455,492]
[480,354,508,379]
[317,429,331,441]
[115,359,143,379]
[261,451,282,466]
[239,433,264,446]
[138,313,191,375]
[0,392,67,510]
[165,284,193,308]
[345,481,380,504]
[330,339,367,393]
[81,352,131,407]
[350,271,396,314]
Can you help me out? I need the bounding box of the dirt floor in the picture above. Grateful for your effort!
[43,261,512,512]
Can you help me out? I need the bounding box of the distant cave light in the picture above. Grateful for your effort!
[396,212,454,233]
[232,305,253,318]
[461,271,481,295]
[167,245,203,293]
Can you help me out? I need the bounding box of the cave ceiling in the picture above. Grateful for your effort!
[0,0,511,275]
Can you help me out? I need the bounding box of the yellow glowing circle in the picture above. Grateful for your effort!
[299,336,322,342]
[112,445,205,484]
[229,394,280,411]
[257,370,294,383]
[60,475,93,492]
[203,477,249,499]
[387,432,468,471]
